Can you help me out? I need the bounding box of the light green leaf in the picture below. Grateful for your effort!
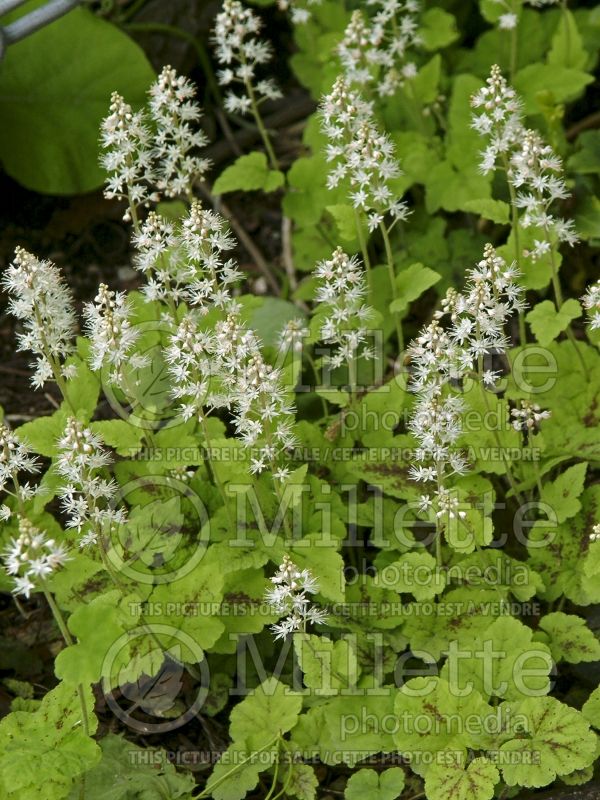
[425,754,498,800]
[513,64,593,114]
[500,696,596,788]
[526,299,582,347]
[582,687,600,729]
[540,462,587,523]
[345,768,405,800]
[295,633,360,696]
[548,9,588,70]
[538,612,600,663]
[230,677,302,744]
[0,682,100,800]
[0,5,155,194]
[463,198,510,224]
[390,263,441,317]
[419,8,458,50]
[213,152,284,194]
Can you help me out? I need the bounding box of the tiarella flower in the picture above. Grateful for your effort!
[165,314,214,422]
[498,12,518,29]
[2,517,70,598]
[148,65,211,198]
[56,418,125,547]
[276,0,321,24]
[100,91,157,220]
[511,400,551,432]
[320,77,410,228]
[339,1,422,96]
[278,318,309,355]
[591,523,600,543]
[510,129,579,254]
[582,280,600,330]
[213,0,282,116]
[470,64,523,173]
[314,248,375,370]
[0,423,40,518]
[83,284,147,385]
[133,202,239,310]
[265,555,328,639]
[472,66,578,261]
[407,244,524,516]
[2,248,77,389]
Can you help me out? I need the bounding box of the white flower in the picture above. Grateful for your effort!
[212,0,281,116]
[315,248,374,372]
[148,65,211,198]
[2,248,77,389]
[56,418,124,545]
[83,283,143,386]
[499,12,518,28]
[265,555,326,639]
[511,400,551,432]
[582,280,600,331]
[407,244,524,520]
[0,423,39,498]
[101,91,157,218]
[320,77,410,226]
[2,517,70,597]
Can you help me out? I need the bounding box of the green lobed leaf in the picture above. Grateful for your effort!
[213,152,285,194]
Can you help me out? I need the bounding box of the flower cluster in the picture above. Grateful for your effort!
[133,202,239,309]
[83,284,146,386]
[470,64,523,173]
[2,517,70,599]
[148,66,211,198]
[314,248,374,370]
[265,555,328,639]
[278,318,309,355]
[472,66,578,261]
[511,400,551,433]
[101,67,208,219]
[213,0,281,116]
[101,91,157,217]
[0,424,39,521]
[510,129,579,256]
[320,76,410,230]
[339,1,421,96]
[56,418,125,547]
[2,248,77,389]
[582,280,600,330]
[408,244,524,515]
[276,0,321,25]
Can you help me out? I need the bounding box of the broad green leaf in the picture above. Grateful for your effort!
[375,551,446,601]
[526,299,582,347]
[345,768,405,800]
[419,8,459,50]
[295,633,360,696]
[440,615,552,701]
[213,152,285,194]
[499,696,596,787]
[548,9,588,70]
[229,677,302,744]
[0,682,100,800]
[425,754,498,800]
[540,462,587,523]
[0,5,154,193]
[582,687,600,729]
[390,263,441,317]
[463,198,510,224]
[513,64,593,115]
[538,612,600,663]
[70,733,195,799]
[568,131,600,175]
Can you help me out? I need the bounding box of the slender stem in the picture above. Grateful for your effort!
[502,155,526,344]
[245,81,279,171]
[200,416,234,529]
[198,734,280,798]
[354,209,372,293]
[40,579,91,740]
[379,222,404,352]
